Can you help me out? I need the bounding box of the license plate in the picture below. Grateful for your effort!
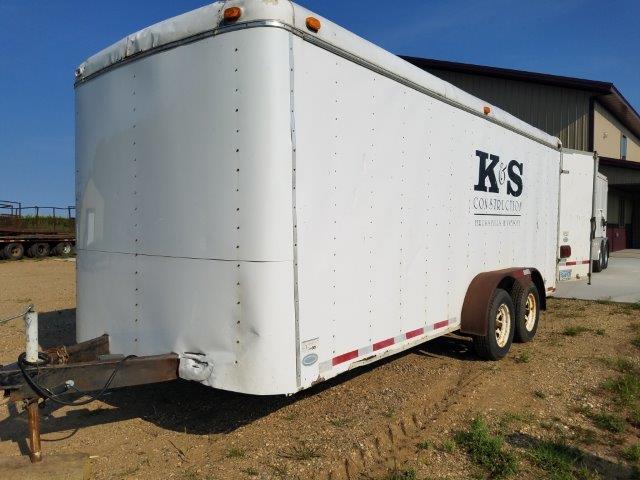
[559,269,572,281]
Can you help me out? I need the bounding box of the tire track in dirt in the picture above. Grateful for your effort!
[325,352,490,479]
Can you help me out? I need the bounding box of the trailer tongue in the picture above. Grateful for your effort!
[0,308,178,463]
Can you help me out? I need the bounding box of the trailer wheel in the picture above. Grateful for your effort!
[54,242,73,256]
[511,282,540,343]
[473,288,515,360]
[592,248,603,273]
[27,243,50,258]
[3,243,25,261]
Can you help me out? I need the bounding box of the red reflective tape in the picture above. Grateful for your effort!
[565,261,577,266]
[373,337,395,351]
[581,260,590,265]
[547,287,556,292]
[433,320,449,330]
[332,350,358,366]
[405,327,424,339]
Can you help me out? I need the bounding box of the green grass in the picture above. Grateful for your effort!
[562,326,591,337]
[527,440,583,480]
[384,468,417,480]
[455,417,518,479]
[329,417,352,428]
[595,298,612,305]
[226,447,245,459]
[515,351,532,364]
[601,357,637,374]
[3,215,75,233]
[241,467,259,476]
[278,442,321,461]
[589,412,625,433]
[439,439,456,453]
[623,443,640,463]
[416,440,430,450]
[603,373,640,406]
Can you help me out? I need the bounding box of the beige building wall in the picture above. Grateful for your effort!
[593,102,640,162]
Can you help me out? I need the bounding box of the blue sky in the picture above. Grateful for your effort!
[1,0,638,207]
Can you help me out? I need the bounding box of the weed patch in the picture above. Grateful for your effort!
[603,373,640,406]
[527,440,583,480]
[455,417,518,479]
[623,443,640,463]
[227,447,245,459]
[384,467,417,480]
[515,351,532,364]
[589,412,625,433]
[563,326,590,337]
[279,442,321,461]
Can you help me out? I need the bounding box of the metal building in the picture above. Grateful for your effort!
[403,57,640,250]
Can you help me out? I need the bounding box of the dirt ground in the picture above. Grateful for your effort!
[0,258,639,480]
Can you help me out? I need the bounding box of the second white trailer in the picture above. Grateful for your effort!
[75,0,564,396]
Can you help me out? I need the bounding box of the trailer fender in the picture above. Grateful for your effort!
[460,268,546,337]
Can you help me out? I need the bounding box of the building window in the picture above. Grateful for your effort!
[621,134,628,160]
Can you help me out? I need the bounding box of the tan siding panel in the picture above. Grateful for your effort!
[427,70,591,150]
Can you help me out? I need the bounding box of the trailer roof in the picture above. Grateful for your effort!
[76,0,560,149]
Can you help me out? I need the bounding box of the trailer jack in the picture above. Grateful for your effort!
[0,308,179,465]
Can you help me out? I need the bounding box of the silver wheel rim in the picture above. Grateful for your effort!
[62,244,71,254]
[495,303,511,348]
[524,293,537,331]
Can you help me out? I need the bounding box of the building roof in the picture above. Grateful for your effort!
[401,56,640,141]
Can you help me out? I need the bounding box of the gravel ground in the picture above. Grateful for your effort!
[0,258,639,479]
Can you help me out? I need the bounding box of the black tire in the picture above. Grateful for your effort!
[511,282,540,343]
[3,243,25,261]
[53,242,73,256]
[27,243,50,258]
[473,288,515,360]
[601,242,609,270]
[592,247,603,273]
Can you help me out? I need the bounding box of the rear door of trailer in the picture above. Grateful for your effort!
[558,150,595,281]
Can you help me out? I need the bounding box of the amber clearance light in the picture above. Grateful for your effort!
[224,7,242,22]
[306,16,321,32]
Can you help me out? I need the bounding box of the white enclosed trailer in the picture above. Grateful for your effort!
[557,150,609,281]
[75,0,563,396]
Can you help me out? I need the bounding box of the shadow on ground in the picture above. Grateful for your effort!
[1,308,478,452]
[507,432,638,480]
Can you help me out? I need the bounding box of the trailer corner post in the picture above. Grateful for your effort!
[588,151,599,286]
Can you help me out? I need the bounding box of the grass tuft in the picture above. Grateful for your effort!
[603,373,640,406]
[589,412,625,433]
[455,417,518,479]
[329,417,352,428]
[384,467,417,480]
[562,326,590,337]
[515,351,532,364]
[227,447,245,459]
[279,442,321,461]
[623,443,640,463]
[416,440,430,450]
[527,439,583,480]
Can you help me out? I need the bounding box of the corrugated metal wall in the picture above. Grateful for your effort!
[427,69,592,150]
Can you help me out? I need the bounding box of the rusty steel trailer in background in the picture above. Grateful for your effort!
[0,201,76,260]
